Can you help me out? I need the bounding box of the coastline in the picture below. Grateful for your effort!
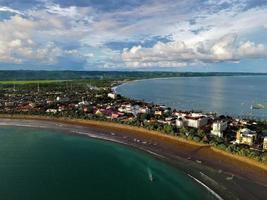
[0,115,267,200]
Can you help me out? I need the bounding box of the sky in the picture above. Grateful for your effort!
[0,0,267,72]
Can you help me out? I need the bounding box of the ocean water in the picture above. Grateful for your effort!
[0,127,215,200]
[116,76,267,119]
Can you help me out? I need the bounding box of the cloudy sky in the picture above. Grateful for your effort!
[0,0,266,71]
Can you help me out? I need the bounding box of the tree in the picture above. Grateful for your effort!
[198,129,207,138]
[163,124,174,134]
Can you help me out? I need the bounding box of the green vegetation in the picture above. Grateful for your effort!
[0,80,67,85]
[0,70,266,81]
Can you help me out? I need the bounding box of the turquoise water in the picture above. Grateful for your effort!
[0,127,214,200]
[116,76,267,119]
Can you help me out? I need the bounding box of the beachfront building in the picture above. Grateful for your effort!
[175,113,209,129]
[263,137,267,151]
[184,114,209,129]
[235,128,257,146]
[211,121,228,137]
[107,93,117,99]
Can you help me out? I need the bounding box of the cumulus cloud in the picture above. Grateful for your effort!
[0,4,91,65]
[0,15,63,64]
[122,34,267,68]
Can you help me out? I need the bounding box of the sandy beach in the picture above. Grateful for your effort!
[0,115,267,200]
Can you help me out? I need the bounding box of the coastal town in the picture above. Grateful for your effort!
[0,81,267,164]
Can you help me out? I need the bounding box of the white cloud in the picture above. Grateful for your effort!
[0,15,65,64]
[0,6,23,15]
[122,34,267,68]
[0,4,92,65]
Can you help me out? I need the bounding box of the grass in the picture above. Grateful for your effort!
[0,80,69,85]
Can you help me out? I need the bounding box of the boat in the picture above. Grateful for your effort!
[147,168,154,182]
[250,103,267,110]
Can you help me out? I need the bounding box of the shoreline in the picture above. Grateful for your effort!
[0,115,267,199]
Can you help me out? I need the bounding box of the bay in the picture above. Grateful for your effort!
[116,76,267,119]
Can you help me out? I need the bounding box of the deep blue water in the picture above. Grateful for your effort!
[116,76,267,119]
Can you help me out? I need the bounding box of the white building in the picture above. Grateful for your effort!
[176,118,184,128]
[236,128,257,146]
[107,93,117,99]
[263,137,267,151]
[211,121,228,137]
[139,107,150,114]
[46,109,57,114]
[175,113,209,129]
[185,115,209,129]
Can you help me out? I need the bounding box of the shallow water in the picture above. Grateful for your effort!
[0,126,215,200]
[116,76,267,119]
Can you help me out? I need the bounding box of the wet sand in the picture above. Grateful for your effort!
[0,115,267,200]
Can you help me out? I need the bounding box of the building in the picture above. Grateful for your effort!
[138,107,150,114]
[175,113,209,129]
[211,121,228,137]
[154,110,162,116]
[263,137,267,151]
[184,114,209,129]
[176,118,184,128]
[46,109,57,114]
[107,93,117,99]
[236,128,257,146]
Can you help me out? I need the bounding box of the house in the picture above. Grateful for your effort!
[139,107,150,114]
[236,128,257,146]
[154,110,163,116]
[46,109,57,114]
[5,102,15,107]
[165,117,174,125]
[107,93,117,99]
[211,120,228,137]
[95,109,104,116]
[174,112,187,118]
[263,137,267,151]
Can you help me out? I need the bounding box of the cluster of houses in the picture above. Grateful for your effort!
[0,86,267,152]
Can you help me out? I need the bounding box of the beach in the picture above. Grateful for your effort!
[0,115,267,200]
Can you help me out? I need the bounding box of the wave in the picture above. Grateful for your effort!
[187,174,224,200]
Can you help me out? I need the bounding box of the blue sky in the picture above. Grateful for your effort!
[0,0,267,72]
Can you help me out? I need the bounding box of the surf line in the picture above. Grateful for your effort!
[187,174,224,200]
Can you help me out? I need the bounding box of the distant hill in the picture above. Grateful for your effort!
[0,70,265,81]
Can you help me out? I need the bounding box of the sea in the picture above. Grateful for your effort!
[116,75,267,119]
[0,126,216,200]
